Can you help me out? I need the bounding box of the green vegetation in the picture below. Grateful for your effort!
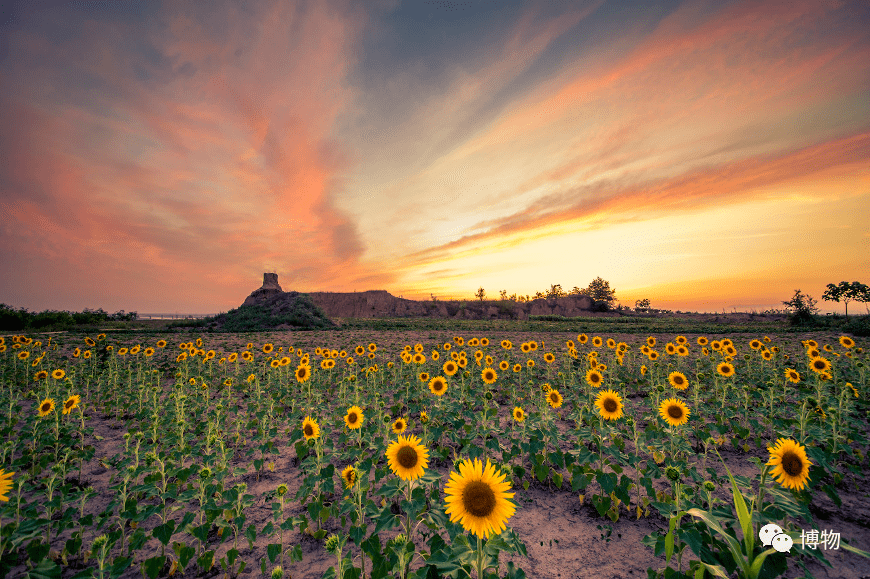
[170,293,337,332]
[0,304,137,332]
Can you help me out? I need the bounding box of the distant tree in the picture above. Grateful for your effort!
[431,293,438,302]
[569,286,582,295]
[635,298,651,311]
[822,281,869,318]
[782,289,819,325]
[509,293,518,302]
[579,277,617,305]
[533,291,544,300]
[475,287,486,301]
[500,290,508,301]
[546,284,566,298]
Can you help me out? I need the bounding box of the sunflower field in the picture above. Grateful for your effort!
[0,328,868,579]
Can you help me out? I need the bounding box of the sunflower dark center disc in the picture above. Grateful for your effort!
[603,398,617,413]
[348,413,358,424]
[397,445,418,469]
[667,405,683,419]
[781,451,803,476]
[592,375,600,383]
[303,425,313,436]
[674,377,684,385]
[463,481,496,518]
[41,403,50,412]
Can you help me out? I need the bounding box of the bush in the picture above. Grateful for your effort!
[842,315,870,337]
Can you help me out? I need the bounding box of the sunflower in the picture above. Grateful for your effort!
[543,352,555,364]
[749,339,762,350]
[665,343,676,355]
[385,435,429,481]
[392,418,407,435]
[767,438,812,491]
[606,338,616,349]
[500,340,512,350]
[659,398,690,427]
[498,360,509,371]
[344,406,364,430]
[341,465,358,489]
[595,389,624,421]
[443,361,459,376]
[263,343,274,354]
[444,458,516,539]
[716,362,735,378]
[809,357,831,374]
[648,351,659,361]
[526,359,534,368]
[697,337,708,346]
[646,336,656,348]
[520,342,531,353]
[592,337,603,347]
[63,395,81,415]
[419,372,430,383]
[429,376,448,396]
[0,469,14,502]
[38,398,55,417]
[481,368,497,384]
[17,351,29,360]
[839,336,855,349]
[413,353,426,364]
[34,370,48,381]
[578,334,588,344]
[761,349,773,361]
[295,365,311,383]
[512,363,522,373]
[547,389,563,409]
[144,347,155,357]
[668,372,688,390]
[585,369,603,388]
[302,416,320,440]
[368,343,377,353]
[512,407,525,423]
[355,346,365,356]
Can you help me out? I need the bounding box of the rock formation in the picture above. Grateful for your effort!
[239,273,597,321]
[243,272,284,306]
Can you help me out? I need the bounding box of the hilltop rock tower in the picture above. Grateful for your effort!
[243,273,284,306]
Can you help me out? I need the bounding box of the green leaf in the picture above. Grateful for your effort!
[108,556,133,579]
[266,543,282,563]
[197,551,214,573]
[142,555,165,579]
[152,520,176,546]
[23,558,61,579]
[172,541,195,570]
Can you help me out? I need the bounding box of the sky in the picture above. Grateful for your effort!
[1,0,868,315]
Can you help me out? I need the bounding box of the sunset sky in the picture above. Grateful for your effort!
[1,0,868,315]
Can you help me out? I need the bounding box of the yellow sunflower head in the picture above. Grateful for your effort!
[512,407,525,423]
[595,389,623,421]
[63,395,81,415]
[547,389,563,409]
[443,361,459,376]
[839,336,855,349]
[481,368,497,384]
[341,465,358,490]
[784,368,800,383]
[385,435,429,481]
[444,458,516,539]
[429,376,448,396]
[38,398,55,417]
[345,406,364,430]
[766,438,812,491]
[302,416,320,440]
[717,362,735,377]
[585,369,603,388]
[392,418,407,435]
[668,371,688,391]
[659,398,690,427]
